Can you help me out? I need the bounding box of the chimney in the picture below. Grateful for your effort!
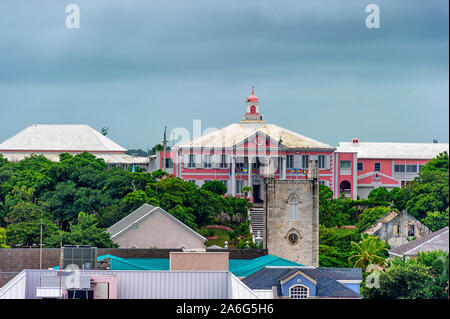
[352,138,359,144]
[169,251,229,271]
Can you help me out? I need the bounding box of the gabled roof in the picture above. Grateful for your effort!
[0,124,127,152]
[336,141,449,159]
[175,123,334,150]
[389,227,449,257]
[107,204,206,242]
[242,266,362,298]
[363,210,427,235]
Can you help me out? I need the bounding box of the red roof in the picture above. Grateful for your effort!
[247,86,259,102]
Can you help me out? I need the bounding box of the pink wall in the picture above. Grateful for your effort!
[90,275,117,299]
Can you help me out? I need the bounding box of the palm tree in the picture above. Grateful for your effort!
[349,234,388,271]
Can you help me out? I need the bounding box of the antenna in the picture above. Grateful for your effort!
[162,126,167,170]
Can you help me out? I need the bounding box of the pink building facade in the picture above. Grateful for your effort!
[153,89,449,200]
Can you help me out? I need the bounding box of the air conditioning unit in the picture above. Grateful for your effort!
[62,245,98,270]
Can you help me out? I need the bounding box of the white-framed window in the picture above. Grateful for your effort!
[220,154,227,168]
[394,164,405,173]
[236,180,244,194]
[340,161,351,169]
[374,162,381,171]
[290,285,309,299]
[406,165,417,173]
[165,158,173,168]
[319,180,327,186]
[204,154,212,168]
[286,155,294,169]
[289,196,299,221]
[188,179,196,185]
[302,155,309,168]
[188,154,195,168]
[357,162,363,171]
[318,155,326,169]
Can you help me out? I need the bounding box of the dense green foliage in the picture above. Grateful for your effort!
[201,180,227,196]
[0,152,252,248]
[362,250,449,299]
[318,152,449,273]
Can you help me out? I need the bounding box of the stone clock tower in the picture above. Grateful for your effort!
[263,160,320,267]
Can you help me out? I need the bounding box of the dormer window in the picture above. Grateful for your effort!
[290,285,309,299]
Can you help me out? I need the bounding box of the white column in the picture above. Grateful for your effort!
[231,156,236,196]
[282,157,287,180]
[248,157,253,188]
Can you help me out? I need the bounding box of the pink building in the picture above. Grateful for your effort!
[335,140,448,199]
[154,89,449,200]
[154,88,336,202]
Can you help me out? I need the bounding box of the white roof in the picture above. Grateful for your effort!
[336,142,449,159]
[0,152,149,164]
[0,124,127,152]
[175,122,334,150]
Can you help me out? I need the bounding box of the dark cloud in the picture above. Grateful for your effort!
[0,0,448,148]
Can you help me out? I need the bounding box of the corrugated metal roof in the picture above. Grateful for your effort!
[175,123,334,150]
[389,227,449,257]
[0,124,127,152]
[336,142,449,159]
[4,269,259,299]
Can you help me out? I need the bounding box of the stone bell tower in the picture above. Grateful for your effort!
[263,160,319,267]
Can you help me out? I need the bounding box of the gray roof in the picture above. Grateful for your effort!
[107,204,206,242]
[389,227,449,257]
[242,267,362,298]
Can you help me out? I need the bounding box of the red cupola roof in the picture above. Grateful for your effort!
[247,86,259,102]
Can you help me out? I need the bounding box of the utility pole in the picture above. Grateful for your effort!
[39,216,43,269]
[162,126,167,171]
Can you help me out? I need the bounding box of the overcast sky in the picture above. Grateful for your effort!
[0,0,448,150]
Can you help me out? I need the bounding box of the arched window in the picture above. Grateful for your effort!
[339,181,351,197]
[290,285,309,299]
[289,196,298,221]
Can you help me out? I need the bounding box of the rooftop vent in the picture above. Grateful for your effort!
[62,245,98,270]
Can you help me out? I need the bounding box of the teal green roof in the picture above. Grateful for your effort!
[95,254,302,277]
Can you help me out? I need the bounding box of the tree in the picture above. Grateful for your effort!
[422,208,449,232]
[46,212,118,248]
[348,234,388,271]
[101,127,109,136]
[356,206,393,232]
[368,187,390,203]
[363,262,434,299]
[319,225,361,267]
[416,250,449,299]
[201,180,227,195]
[0,227,9,248]
[122,190,151,212]
[6,217,59,247]
[389,187,410,211]
[0,195,15,226]
[406,152,449,221]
